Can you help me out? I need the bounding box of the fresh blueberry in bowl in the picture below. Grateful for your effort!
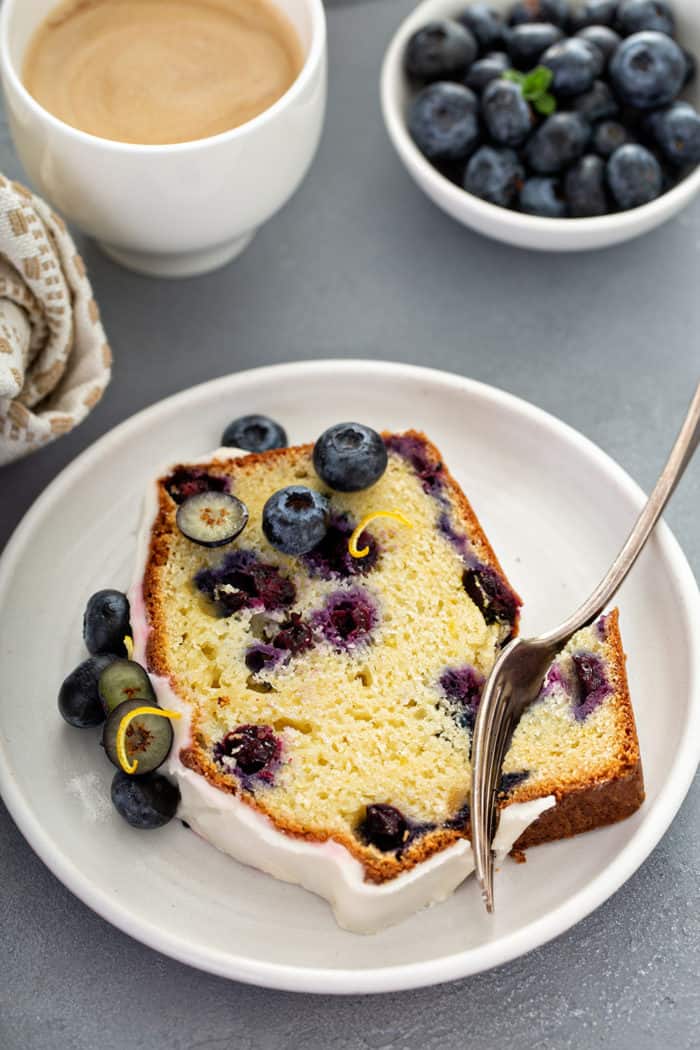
[481,78,533,145]
[569,0,618,30]
[464,145,525,205]
[313,422,388,492]
[593,119,633,156]
[221,414,287,452]
[572,79,619,121]
[458,4,505,50]
[684,47,697,85]
[408,82,480,161]
[646,101,700,165]
[610,31,686,108]
[525,112,591,172]
[111,770,180,829]
[506,22,564,69]
[565,154,609,214]
[83,589,131,657]
[508,0,569,28]
[607,143,664,207]
[542,37,600,96]
[262,486,329,555]
[616,0,676,37]
[404,19,478,82]
[576,24,622,64]
[519,175,567,215]
[465,51,510,91]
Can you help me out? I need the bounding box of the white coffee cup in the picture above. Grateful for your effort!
[0,0,327,278]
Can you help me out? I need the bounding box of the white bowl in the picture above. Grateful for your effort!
[381,0,700,251]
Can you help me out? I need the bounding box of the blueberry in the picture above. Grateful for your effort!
[463,145,525,206]
[458,4,504,51]
[102,700,174,775]
[508,1,569,28]
[408,82,480,161]
[610,31,686,109]
[58,654,117,728]
[525,112,591,172]
[571,651,611,719]
[215,724,281,776]
[462,565,521,637]
[221,414,287,452]
[164,468,229,505]
[245,643,284,674]
[312,588,379,650]
[506,22,564,69]
[176,491,249,548]
[303,512,379,579]
[576,24,622,64]
[404,19,478,82]
[542,38,600,96]
[593,119,632,157]
[465,51,510,91]
[572,79,619,121]
[607,143,663,207]
[195,550,296,614]
[519,176,568,216]
[439,665,485,730]
[262,486,329,556]
[498,769,531,794]
[313,422,388,492]
[616,0,675,36]
[569,0,618,29]
[565,154,609,215]
[683,48,697,87]
[98,658,156,715]
[272,612,315,656]
[83,589,131,657]
[481,79,533,146]
[111,771,180,829]
[646,101,700,166]
[359,804,408,852]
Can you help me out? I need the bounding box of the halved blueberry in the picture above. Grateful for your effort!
[313,423,388,492]
[262,486,329,555]
[359,804,409,852]
[83,589,131,657]
[176,491,248,547]
[221,414,287,452]
[102,700,174,775]
[58,654,117,728]
[98,658,156,715]
[111,770,180,829]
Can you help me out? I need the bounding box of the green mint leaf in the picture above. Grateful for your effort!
[534,92,557,116]
[525,66,553,95]
[502,69,525,85]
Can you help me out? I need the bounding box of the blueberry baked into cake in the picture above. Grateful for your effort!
[117,421,644,931]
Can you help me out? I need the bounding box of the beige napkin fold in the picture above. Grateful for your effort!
[0,176,111,466]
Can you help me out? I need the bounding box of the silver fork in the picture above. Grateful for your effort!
[472,381,700,913]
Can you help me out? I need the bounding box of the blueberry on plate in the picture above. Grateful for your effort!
[569,0,618,30]
[646,101,700,166]
[103,699,174,774]
[508,0,568,28]
[576,24,622,64]
[525,112,591,173]
[565,154,609,215]
[481,79,533,146]
[263,486,329,555]
[683,48,697,86]
[457,4,504,51]
[464,145,525,206]
[542,37,600,96]
[221,414,287,452]
[572,79,619,121]
[408,82,480,161]
[607,143,663,208]
[313,422,388,492]
[593,119,633,157]
[176,491,248,547]
[98,658,157,715]
[404,19,478,82]
[616,0,675,37]
[58,654,117,728]
[610,31,686,109]
[506,22,564,69]
[359,803,409,852]
[519,176,568,216]
[111,770,180,829]
[83,589,131,657]
[465,51,510,91]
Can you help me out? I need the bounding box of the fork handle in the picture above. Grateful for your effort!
[542,380,700,650]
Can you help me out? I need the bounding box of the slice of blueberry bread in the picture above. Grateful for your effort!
[500,608,644,852]
[140,430,522,883]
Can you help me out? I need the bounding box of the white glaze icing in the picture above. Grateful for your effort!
[128,448,555,933]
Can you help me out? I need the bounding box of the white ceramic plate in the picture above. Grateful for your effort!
[1,361,698,994]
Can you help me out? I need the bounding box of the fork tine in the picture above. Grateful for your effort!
[472,674,506,910]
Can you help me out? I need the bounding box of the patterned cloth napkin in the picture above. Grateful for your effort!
[0,176,111,466]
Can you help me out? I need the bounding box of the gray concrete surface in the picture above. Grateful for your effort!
[0,0,699,1047]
